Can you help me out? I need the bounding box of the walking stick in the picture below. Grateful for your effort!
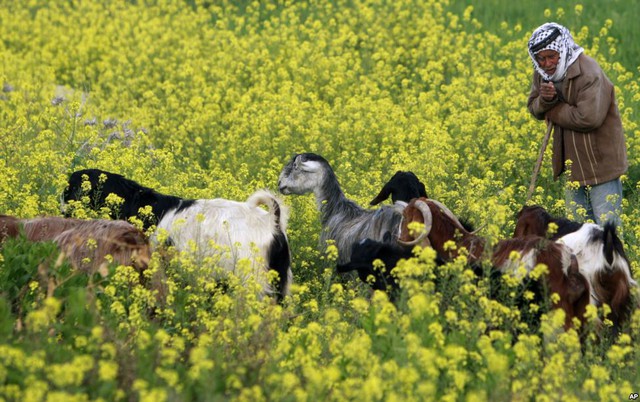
[525,119,553,203]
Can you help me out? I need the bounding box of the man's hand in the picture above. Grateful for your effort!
[540,81,557,101]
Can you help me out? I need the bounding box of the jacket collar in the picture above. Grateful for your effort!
[565,53,583,80]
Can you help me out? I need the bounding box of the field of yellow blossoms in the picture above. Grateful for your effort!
[1,1,640,400]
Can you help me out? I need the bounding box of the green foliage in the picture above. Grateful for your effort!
[0,237,66,319]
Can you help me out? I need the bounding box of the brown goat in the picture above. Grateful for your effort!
[0,215,150,275]
[0,215,21,242]
[398,199,590,329]
[513,205,583,239]
[398,198,485,265]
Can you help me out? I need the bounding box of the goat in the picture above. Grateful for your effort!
[491,236,590,330]
[557,223,635,334]
[155,189,292,301]
[513,205,583,239]
[0,215,21,242]
[62,169,195,230]
[63,169,292,301]
[369,171,428,206]
[336,232,410,299]
[398,198,485,267]
[0,215,151,275]
[277,153,404,264]
[406,199,590,328]
[340,199,590,329]
[514,205,636,334]
[335,198,483,292]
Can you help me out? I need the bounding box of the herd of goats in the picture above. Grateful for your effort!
[0,152,637,337]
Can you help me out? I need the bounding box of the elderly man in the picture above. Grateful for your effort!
[527,22,627,227]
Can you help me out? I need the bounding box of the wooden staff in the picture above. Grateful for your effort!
[525,119,553,203]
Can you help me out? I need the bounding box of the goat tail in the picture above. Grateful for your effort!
[246,189,290,233]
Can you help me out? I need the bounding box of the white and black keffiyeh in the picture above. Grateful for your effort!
[528,22,584,82]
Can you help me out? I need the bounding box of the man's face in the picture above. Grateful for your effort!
[535,50,560,76]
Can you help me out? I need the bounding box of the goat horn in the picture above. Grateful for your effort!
[428,199,468,231]
[470,223,487,235]
[398,199,432,247]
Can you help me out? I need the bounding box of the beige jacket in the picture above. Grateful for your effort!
[527,53,627,186]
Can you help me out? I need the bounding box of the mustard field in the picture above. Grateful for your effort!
[1,1,639,400]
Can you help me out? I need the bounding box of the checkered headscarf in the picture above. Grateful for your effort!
[528,22,583,82]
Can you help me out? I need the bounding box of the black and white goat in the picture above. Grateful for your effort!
[155,189,292,300]
[277,153,404,264]
[369,171,428,206]
[62,169,195,230]
[62,169,292,301]
[514,205,636,333]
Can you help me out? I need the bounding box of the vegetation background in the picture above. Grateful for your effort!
[450,0,639,73]
[0,0,639,401]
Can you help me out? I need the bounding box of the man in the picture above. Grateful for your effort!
[527,22,627,226]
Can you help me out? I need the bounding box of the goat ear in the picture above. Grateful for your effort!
[120,230,146,247]
[418,182,428,198]
[293,154,304,170]
[567,272,588,304]
[370,184,391,205]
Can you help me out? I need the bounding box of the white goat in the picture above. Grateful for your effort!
[154,189,292,301]
[277,153,404,264]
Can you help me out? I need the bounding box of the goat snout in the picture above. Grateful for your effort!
[278,183,290,194]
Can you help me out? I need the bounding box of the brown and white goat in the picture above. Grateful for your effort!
[513,205,636,334]
[0,215,150,275]
[398,199,590,329]
[491,236,590,329]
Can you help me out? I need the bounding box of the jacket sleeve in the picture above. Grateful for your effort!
[527,71,559,120]
[545,70,611,132]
